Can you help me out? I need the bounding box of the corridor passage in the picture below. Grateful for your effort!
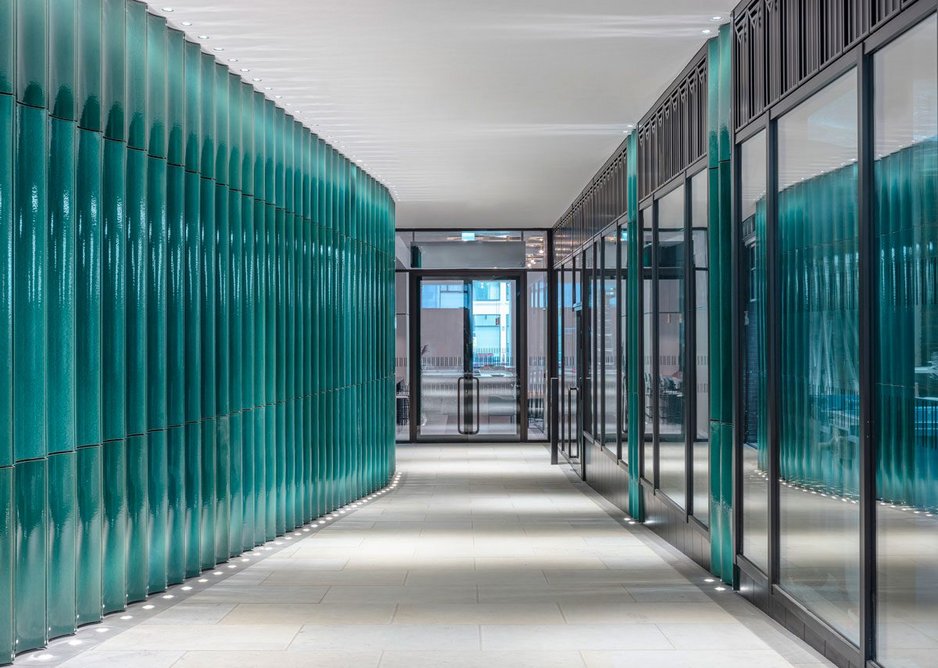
[38,446,830,668]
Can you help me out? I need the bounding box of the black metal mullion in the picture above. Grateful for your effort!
[766,115,781,587]
[651,202,661,489]
[684,174,695,521]
[616,223,624,462]
[857,43,876,665]
[409,272,420,442]
[519,272,529,442]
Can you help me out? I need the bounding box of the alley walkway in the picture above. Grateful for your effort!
[32,445,830,667]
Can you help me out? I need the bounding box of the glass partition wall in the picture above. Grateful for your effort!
[395,229,550,443]
[639,171,710,524]
[555,221,628,466]
[732,7,938,666]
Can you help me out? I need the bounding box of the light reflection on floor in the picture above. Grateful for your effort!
[20,444,835,668]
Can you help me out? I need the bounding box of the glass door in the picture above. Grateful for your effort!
[416,276,520,441]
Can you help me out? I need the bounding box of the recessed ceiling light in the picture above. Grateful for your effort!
[213,47,224,52]
[162,6,174,12]
[240,68,250,72]
[711,15,723,20]
[181,21,192,26]
[702,29,712,34]
[264,86,272,90]
[252,77,262,82]
[275,95,282,99]
[198,34,210,40]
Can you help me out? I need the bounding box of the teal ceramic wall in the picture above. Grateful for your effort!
[0,2,396,662]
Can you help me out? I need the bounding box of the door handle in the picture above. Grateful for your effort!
[457,376,467,435]
[468,376,481,435]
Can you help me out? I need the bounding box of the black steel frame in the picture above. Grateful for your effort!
[399,267,549,444]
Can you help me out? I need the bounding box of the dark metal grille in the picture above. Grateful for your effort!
[638,55,708,200]
[734,0,919,131]
[552,144,629,265]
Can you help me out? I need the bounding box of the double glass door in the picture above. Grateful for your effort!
[416,276,520,440]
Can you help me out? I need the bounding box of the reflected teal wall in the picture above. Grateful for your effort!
[875,138,938,510]
[0,1,396,662]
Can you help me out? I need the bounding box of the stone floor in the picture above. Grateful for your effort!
[21,444,832,667]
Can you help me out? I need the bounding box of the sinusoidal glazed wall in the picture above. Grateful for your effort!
[0,0,397,660]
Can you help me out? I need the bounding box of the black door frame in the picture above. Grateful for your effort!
[406,269,529,443]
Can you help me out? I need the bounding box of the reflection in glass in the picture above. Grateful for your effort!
[777,71,860,643]
[657,186,686,509]
[562,261,578,457]
[470,279,519,438]
[527,272,548,440]
[585,247,597,438]
[418,280,468,437]
[740,130,769,571]
[642,206,654,480]
[691,169,709,526]
[604,232,619,444]
[395,271,410,439]
[620,226,629,463]
[874,15,938,668]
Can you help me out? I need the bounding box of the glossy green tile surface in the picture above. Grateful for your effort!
[49,0,76,121]
[15,0,47,108]
[146,429,167,593]
[165,425,184,584]
[75,444,102,625]
[147,154,167,430]
[76,128,102,448]
[0,3,12,96]
[0,96,12,468]
[199,418,215,570]
[125,147,147,436]
[101,438,126,613]
[166,163,185,427]
[165,29,184,167]
[13,104,47,462]
[101,138,126,442]
[48,118,77,455]
[77,0,102,131]
[101,0,124,140]
[145,13,166,159]
[124,0,146,151]
[1,4,396,659]
[0,467,13,663]
[14,458,47,652]
[46,451,76,639]
[125,433,147,602]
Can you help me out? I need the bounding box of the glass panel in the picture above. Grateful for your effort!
[472,279,519,438]
[585,247,596,439]
[874,15,938,668]
[741,130,769,571]
[603,231,618,444]
[777,70,859,644]
[564,260,579,457]
[527,272,548,440]
[395,271,410,440]
[657,185,686,509]
[418,279,468,438]
[620,225,629,463]
[642,206,654,480]
[524,231,547,269]
[562,263,576,455]
[691,169,709,526]
[411,230,527,269]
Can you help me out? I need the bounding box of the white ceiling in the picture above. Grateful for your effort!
[149,1,733,229]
